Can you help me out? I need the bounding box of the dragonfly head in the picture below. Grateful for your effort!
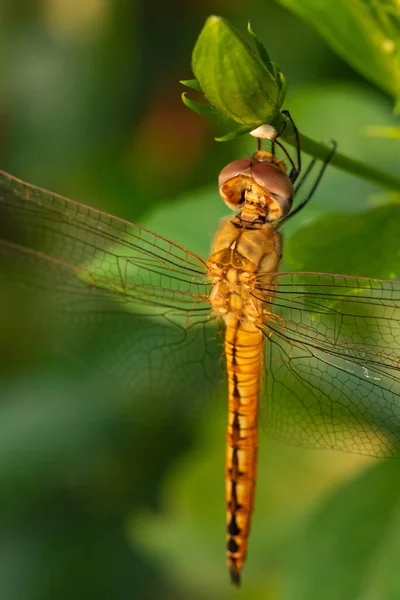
[218,151,293,223]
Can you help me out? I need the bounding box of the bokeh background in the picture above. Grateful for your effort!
[1,1,400,599]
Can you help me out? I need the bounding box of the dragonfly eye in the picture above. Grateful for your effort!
[251,161,294,219]
[218,159,253,188]
[218,159,253,210]
[218,157,293,219]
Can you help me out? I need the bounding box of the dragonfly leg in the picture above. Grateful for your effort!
[274,137,298,183]
[278,140,337,228]
[256,136,276,156]
[277,109,301,184]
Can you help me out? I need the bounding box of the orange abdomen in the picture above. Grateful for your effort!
[225,323,263,586]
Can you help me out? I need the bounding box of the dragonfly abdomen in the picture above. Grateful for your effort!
[208,216,281,585]
[225,322,263,586]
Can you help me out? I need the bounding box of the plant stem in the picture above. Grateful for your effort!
[282,131,400,191]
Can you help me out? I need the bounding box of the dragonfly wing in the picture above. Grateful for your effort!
[0,170,210,303]
[0,170,225,419]
[257,272,400,456]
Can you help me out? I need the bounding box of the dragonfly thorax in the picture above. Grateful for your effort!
[208,218,281,328]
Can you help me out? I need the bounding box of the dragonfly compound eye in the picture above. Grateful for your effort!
[251,160,294,220]
[218,159,253,210]
[218,157,294,219]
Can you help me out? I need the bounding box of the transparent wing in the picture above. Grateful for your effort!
[3,168,400,455]
[0,170,210,304]
[0,169,225,418]
[256,273,400,456]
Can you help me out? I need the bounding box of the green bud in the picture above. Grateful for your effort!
[191,16,286,128]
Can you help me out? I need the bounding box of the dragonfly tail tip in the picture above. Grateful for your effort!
[230,566,241,586]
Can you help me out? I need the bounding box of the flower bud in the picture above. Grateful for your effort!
[191,16,286,127]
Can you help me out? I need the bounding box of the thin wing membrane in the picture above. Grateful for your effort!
[0,169,211,306]
[3,168,400,454]
[257,273,400,456]
[0,170,224,418]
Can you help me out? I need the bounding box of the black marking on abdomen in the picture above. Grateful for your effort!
[231,327,240,401]
[228,514,241,536]
[231,447,239,478]
[231,412,241,446]
[227,538,239,553]
[228,481,242,512]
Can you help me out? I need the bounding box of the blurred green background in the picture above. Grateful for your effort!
[1,1,400,599]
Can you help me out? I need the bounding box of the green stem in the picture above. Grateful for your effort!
[282,130,400,191]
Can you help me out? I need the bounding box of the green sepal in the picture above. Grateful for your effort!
[179,79,202,92]
[277,71,288,105]
[181,93,221,120]
[215,124,256,142]
[246,22,288,104]
[182,93,254,142]
[247,21,275,77]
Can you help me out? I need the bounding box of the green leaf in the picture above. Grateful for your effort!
[285,205,400,279]
[191,16,283,126]
[365,125,400,139]
[276,0,400,103]
[283,460,400,600]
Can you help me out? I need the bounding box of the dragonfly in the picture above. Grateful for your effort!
[1,123,400,586]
